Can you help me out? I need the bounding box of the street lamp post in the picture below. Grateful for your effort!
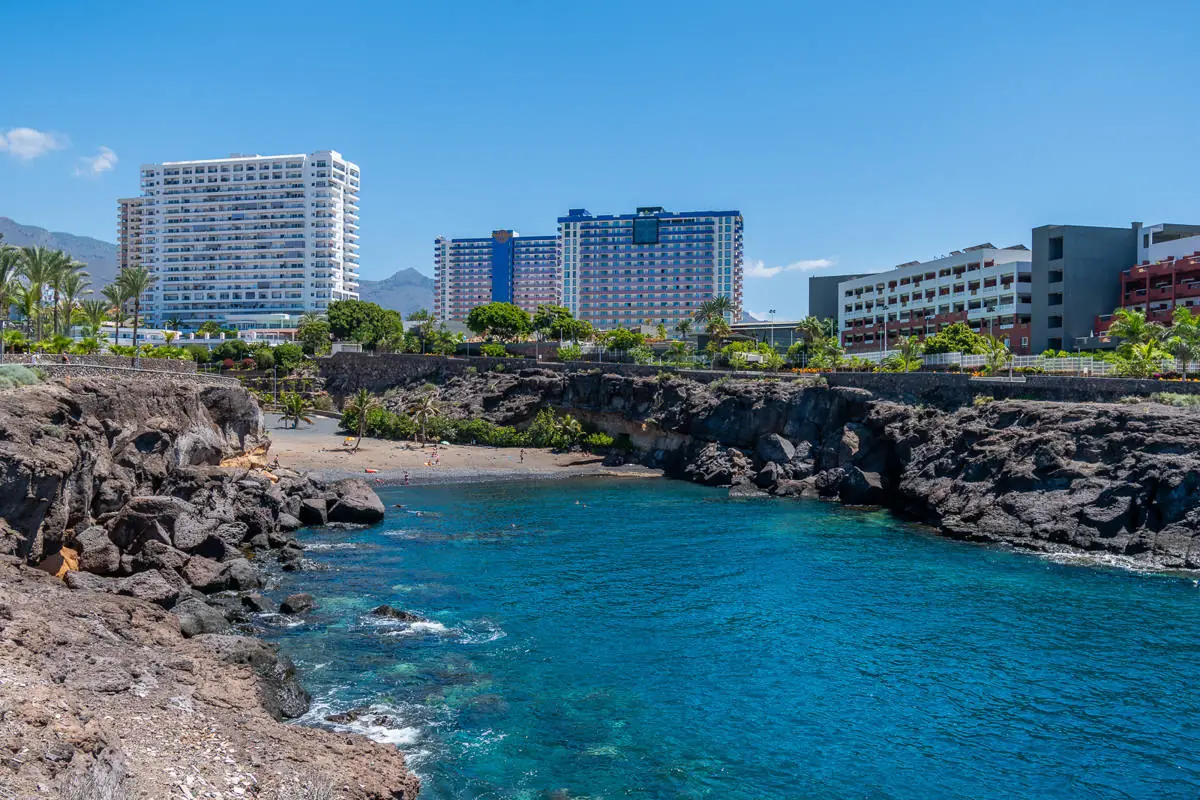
[879,305,890,359]
[768,308,777,352]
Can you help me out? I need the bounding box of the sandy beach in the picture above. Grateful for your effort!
[262,413,662,484]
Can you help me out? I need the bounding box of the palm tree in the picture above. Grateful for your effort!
[1107,307,1166,346]
[165,316,183,331]
[674,318,692,340]
[13,283,39,346]
[163,330,178,346]
[1166,335,1200,377]
[58,270,91,335]
[409,389,440,444]
[0,246,21,357]
[884,335,924,372]
[19,246,56,342]
[79,298,108,336]
[101,283,128,349]
[117,266,156,368]
[280,392,314,429]
[48,253,85,337]
[981,335,1012,375]
[1118,339,1170,378]
[344,388,380,451]
[794,315,826,344]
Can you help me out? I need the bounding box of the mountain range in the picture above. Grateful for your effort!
[0,217,120,287]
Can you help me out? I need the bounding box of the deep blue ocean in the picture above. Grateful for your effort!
[259,478,1200,799]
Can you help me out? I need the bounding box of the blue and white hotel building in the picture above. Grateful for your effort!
[559,206,743,330]
[434,231,559,322]
[434,206,743,329]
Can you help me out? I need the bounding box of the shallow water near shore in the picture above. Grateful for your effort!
[261,478,1200,799]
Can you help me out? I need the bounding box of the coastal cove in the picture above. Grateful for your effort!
[263,478,1200,800]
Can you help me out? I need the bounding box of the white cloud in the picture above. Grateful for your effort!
[75,146,118,177]
[744,257,835,279]
[0,127,69,160]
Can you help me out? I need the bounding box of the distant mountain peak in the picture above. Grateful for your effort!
[356,268,435,314]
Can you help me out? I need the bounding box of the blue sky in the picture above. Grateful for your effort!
[3,0,1198,319]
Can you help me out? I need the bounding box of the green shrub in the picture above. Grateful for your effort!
[311,392,334,411]
[582,431,615,451]
[183,344,210,363]
[1148,392,1200,408]
[973,394,994,407]
[251,346,275,371]
[480,343,508,358]
[0,365,42,390]
[273,342,305,371]
[557,343,584,362]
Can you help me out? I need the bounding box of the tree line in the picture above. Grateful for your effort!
[0,237,157,364]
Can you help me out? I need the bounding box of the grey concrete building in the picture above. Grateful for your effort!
[1030,224,1139,353]
[808,273,870,324]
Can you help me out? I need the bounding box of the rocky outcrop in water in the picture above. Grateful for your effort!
[0,377,416,797]
[380,366,1200,569]
[0,556,419,799]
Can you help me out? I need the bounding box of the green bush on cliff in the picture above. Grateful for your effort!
[582,431,615,451]
[0,365,42,390]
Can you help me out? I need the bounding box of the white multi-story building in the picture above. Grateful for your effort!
[837,243,1034,355]
[134,150,359,330]
[116,196,145,271]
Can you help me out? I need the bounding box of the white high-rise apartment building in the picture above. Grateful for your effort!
[135,150,360,330]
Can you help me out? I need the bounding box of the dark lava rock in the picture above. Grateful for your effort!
[327,479,386,525]
[180,555,227,593]
[219,558,264,591]
[298,498,327,526]
[115,570,180,608]
[241,592,275,613]
[280,593,315,614]
[74,526,120,575]
[369,605,426,623]
[194,634,310,720]
[174,598,232,638]
[756,433,796,464]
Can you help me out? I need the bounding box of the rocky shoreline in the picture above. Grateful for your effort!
[368,367,1200,571]
[0,377,418,798]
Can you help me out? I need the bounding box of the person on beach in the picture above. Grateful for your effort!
[403,470,410,486]
[520,448,526,463]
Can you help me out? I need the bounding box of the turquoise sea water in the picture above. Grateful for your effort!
[261,479,1200,799]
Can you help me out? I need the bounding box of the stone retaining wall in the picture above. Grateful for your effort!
[319,352,1200,407]
[318,352,770,395]
[2,353,197,373]
[30,363,239,386]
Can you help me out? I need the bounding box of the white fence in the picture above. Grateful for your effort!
[920,351,1194,375]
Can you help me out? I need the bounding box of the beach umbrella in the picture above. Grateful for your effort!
[439,440,450,446]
